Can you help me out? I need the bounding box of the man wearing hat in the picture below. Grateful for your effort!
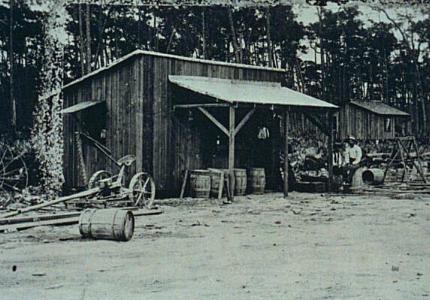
[345,136,362,183]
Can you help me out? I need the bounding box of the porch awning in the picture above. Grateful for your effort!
[62,100,105,114]
[169,75,338,109]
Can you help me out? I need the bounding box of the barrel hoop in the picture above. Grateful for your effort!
[111,209,120,241]
[88,209,98,239]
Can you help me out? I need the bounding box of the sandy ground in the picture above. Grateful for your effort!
[0,192,430,300]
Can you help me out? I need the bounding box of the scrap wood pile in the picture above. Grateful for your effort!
[0,186,162,236]
[0,154,161,238]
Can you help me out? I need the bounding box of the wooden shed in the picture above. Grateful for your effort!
[62,50,337,196]
[337,100,409,140]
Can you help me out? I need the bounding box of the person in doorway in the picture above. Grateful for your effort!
[344,136,362,183]
[332,142,346,175]
[332,142,346,190]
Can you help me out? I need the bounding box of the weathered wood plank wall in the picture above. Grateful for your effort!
[338,104,396,140]
[141,55,284,194]
[63,52,327,194]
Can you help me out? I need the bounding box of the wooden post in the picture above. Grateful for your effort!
[283,108,289,197]
[228,105,235,202]
[327,111,334,192]
[179,169,189,199]
[75,131,88,185]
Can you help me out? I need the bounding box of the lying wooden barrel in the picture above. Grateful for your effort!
[362,168,384,185]
[79,208,135,241]
[190,170,211,198]
[234,169,247,196]
[250,168,266,194]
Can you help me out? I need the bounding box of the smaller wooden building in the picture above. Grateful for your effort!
[337,100,409,140]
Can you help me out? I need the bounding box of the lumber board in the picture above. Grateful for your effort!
[0,217,80,233]
[179,169,189,199]
[0,212,81,226]
[0,188,101,219]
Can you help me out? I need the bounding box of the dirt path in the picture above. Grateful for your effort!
[1,193,429,299]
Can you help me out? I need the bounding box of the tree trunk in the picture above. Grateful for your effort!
[202,9,207,59]
[9,0,16,133]
[266,7,273,68]
[85,3,92,74]
[317,7,326,101]
[78,0,85,75]
[227,7,241,63]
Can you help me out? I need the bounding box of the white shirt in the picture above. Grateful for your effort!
[348,144,362,165]
[333,152,345,167]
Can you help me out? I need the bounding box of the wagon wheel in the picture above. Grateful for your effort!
[129,172,156,209]
[0,146,28,192]
[88,170,112,188]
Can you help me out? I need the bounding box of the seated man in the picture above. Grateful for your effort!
[303,145,326,173]
[344,136,362,183]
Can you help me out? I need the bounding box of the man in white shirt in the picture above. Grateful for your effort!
[345,136,362,183]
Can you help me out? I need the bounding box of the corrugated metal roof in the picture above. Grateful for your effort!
[62,100,105,114]
[350,101,409,116]
[169,75,338,109]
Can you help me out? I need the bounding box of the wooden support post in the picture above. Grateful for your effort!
[283,109,289,197]
[75,131,88,185]
[179,169,189,199]
[327,111,334,192]
[228,105,235,202]
[217,171,224,200]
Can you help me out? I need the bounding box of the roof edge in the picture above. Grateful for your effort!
[63,50,285,91]
[350,100,409,116]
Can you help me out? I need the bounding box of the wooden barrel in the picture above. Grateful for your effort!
[234,169,247,196]
[249,168,266,194]
[190,170,211,198]
[208,169,227,197]
[362,168,384,185]
[79,209,134,241]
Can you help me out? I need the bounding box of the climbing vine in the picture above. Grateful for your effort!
[31,1,69,196]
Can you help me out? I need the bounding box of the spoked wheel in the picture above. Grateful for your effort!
[88,170,112,188]
[129,172,156,209]
[0,146,28,192]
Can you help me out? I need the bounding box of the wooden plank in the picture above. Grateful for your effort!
[234,108,255,136]
[327,111,334,192]
[174,103,229,109]
[228,105,235,202]
[284,109,289,197]
[198,107,229,136]
[179,169,189,199]
[0,187,102,219]
[0,217,80,233]
[0,212,81,226]
[218,171,224,200]
[136,57,143,172]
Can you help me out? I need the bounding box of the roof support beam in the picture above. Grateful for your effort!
[303,112,329,136]
[173,103,229,110]
[197,107,229,136]
[234,108,255,136]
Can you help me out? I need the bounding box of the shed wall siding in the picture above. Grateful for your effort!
[338,104,396,140]
[63,54,286,193]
